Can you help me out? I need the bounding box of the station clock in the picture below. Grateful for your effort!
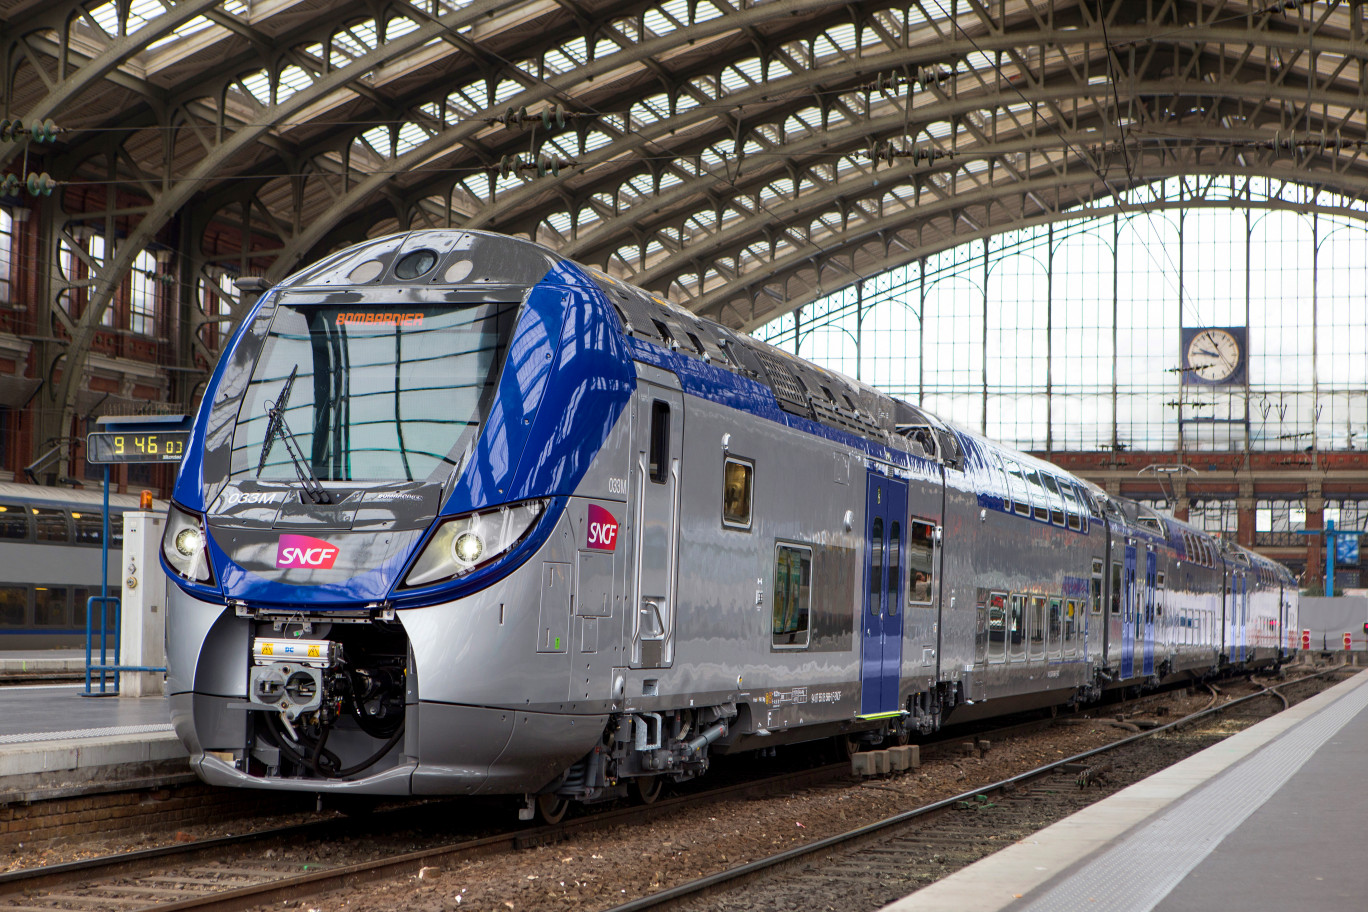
[1180,326,1247,386]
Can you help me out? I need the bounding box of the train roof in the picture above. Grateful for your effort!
[0,481,167,513]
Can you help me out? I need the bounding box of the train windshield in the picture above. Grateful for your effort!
[231,300,518,484]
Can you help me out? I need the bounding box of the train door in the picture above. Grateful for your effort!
[630,384,682,670]
[905,483,942,676]
[860,471,907,717]
[1088,559,1104,664]
[1237,572,1248,663]
[1121,544,1136,679]
[1143,550,1156,677]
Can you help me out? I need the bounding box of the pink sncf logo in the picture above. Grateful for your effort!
[587,504,619,551]
[276,534,340,570]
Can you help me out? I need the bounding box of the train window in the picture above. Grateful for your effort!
[1023,470,1049,522]
[32,508,69,542]
[0,586,25,626]
[1029,596,1046,659]
[987,593,1007,662]
[33,586,68,627]
[1040,475,1066,526]
[1005,462,1030,515]
[0,503,28,540]
[648,401,670,483]
[1110,561,1122,615]
[1061,484,1083,531]
[908,520,935,604]
[887,522,901,617]
[722,457,753,529]
[1079,485,1102,519]
[1156,572,1166,616]
[1064,599,1079,656]
[772,544,812,648]
[72,511,103,546]
[1091,559,1104,614]
[1048,598,1063,657]
[869,518,884,616]
[1008,595,1026,660]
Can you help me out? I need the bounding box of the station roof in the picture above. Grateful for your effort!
[4,0,1367,330]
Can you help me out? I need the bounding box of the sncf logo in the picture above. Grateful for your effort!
[276,534,340,570]
[587,504,619,551]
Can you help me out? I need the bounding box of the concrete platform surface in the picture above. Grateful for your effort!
[0,649,88,677]
[881,670,1368,912]
[0,683,187,801]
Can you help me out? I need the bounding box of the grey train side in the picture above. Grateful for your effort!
[167,229,1299,806]
[0,482,160,649]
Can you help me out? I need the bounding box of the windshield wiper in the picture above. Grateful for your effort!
[258,365,332,505]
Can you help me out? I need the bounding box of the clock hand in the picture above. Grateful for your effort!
[1196,348,1220,358]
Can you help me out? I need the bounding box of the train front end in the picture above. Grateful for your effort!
[164,230,633,797]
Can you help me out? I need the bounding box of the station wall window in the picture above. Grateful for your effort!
[130,249,158,336]
[722,457,753,529]
[772,544,811,648]
[908,519,935,603]
[0,208,12,304]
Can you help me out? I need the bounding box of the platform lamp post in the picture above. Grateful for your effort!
[1296,519,1365,597]
[82,415,190,696]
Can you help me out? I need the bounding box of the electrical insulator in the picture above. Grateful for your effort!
[0,119,21,142]
[30,119,57,143]
[25,171,56,196]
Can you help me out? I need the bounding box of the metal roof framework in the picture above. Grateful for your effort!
[4,0,1368,444]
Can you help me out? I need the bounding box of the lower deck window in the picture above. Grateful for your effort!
[772,544,812,648]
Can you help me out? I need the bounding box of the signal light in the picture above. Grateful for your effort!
[1362,622,1367,635]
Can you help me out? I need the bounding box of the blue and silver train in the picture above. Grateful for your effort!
[163,230,1298,816]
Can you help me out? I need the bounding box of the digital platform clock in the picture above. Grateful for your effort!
[86,430,190,464]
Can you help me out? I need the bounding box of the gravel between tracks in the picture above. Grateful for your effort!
[239,683,1274,912]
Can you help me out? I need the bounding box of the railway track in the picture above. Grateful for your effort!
[602,667,1347,912]
[0,667,1340,912]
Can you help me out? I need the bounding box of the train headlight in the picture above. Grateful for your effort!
[453,531,485,565]
[402,499,546,588]
[162,503,215,585]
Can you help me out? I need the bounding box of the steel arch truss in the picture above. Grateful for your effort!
[7,0,1368,437]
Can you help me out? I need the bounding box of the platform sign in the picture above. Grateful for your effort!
[86,415,191,465]
[86,430,189,464]
[1335,534,1360,567]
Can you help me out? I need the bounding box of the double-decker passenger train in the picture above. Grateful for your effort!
[0,482,158,649]
[162,230,1297,819]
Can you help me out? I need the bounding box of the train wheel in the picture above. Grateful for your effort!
[632,775,664,805]
[833,734,860,762]
[886,727,910,748]
[536,793,569,825]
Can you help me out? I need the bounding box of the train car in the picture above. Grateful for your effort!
[162,229,1297,817]
[0,481,160,649]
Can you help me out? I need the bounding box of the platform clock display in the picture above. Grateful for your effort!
[86,430,190,463]
[1180,326,1247,386]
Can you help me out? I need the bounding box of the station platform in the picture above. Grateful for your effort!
[0,648,88,681]
[0,680,187,802]
[883,669,1368,912]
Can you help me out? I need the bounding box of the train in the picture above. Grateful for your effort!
[162,229,1298,820]
[0,481,160,649]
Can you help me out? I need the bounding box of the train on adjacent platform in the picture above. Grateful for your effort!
[162,229,1298,819]
[0,482,161,649]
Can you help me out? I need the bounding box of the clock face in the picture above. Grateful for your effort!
[1186,329,1241,383]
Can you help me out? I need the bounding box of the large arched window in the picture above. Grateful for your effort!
[757,176,1368,453]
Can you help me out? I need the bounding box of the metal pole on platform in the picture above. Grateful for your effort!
[1326,519,1335,597]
